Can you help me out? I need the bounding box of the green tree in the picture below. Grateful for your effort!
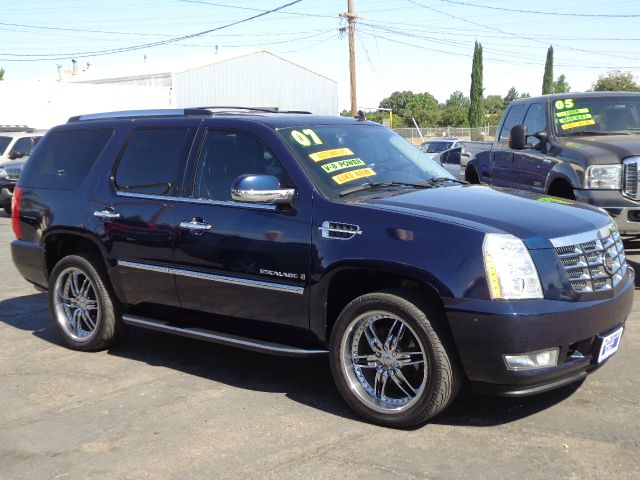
[592,71,640,92]
[519,92,531,99]
[553,74,570,93]
[445,90,470,109]
[542,45,554,94]
[468,41,485,133]
[0,68,4,81]
[503,87,519,107]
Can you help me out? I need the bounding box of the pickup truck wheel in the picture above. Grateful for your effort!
[48,254,124,351]
[330,290,460,428]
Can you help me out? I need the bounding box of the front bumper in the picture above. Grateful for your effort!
[445,271,634,396]
[574,189,640,235]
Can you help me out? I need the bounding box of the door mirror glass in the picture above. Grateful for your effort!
[509,124,528,150]
[231,174,295,206]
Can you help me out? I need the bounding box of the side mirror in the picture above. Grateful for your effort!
[533,130,548,147]
[8,151,25,160]
[230,174,295,207]
[509,124,528,150]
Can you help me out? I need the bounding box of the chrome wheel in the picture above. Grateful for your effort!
[341,311,428,414]
[53,267,100,342]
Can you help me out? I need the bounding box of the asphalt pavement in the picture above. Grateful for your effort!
[0,212,638,479]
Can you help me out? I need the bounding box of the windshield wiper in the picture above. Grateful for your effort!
[339,181,432,197]
[421,177,468,185]
[565,130,630,136]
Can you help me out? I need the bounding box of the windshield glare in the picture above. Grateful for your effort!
[553,96,640,136]
[0,136,11,156]
[279,124,453,199]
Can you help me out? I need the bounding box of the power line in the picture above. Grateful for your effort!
[0,0,303,61]
[177,0,335,19]
[437,0,640,18]
[406,0,640,62]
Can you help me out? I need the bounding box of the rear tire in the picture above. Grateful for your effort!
[48,254,124,351]
[466,167,480,184]
[329,290,461,428]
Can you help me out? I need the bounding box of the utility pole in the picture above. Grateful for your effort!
[340,1,358,116]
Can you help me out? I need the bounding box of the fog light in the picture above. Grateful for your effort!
[504,348,559,371]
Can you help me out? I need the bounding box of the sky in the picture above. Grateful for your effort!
[2,0,640,111]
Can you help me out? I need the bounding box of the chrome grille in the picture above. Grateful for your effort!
[5,167,21,181]
[623,157,640,199]
[552,223,627,294]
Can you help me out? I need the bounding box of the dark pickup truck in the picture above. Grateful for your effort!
[465,92,640,236]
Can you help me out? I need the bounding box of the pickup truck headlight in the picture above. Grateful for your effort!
[0,167,7,180]
[585,164,621,189]
[483,233,543,300]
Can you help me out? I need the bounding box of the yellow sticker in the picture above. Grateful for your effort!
[332,168,376,185]
[561,119,596,130]
[321,158,365,173]
[309,148,354,162]
[556,108,590,118]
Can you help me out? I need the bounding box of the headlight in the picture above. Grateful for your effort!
[585,164,621,189]
[0,168,7,179]
[483,233,543,300]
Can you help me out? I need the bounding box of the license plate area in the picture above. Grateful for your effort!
[596,327,624,364]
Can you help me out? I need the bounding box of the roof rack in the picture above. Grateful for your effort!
[67,108,213,123]
[196,106,313,114]
[0,125,35,133]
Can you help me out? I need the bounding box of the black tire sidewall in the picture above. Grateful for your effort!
[330,291,456,428]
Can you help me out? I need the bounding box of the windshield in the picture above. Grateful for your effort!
[0,136,11,156]
[553,96,640,136]
[422,141,454,153]
[278,124,453,199]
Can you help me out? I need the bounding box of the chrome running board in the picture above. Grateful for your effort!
[121,314,328,358]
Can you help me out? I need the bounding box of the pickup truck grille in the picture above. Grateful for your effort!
[623,157,640,199]
[552,224,627,294]
[5,167,21,181]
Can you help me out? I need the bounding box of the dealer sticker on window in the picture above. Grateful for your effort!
[332,167,376,185]
[598,327,624,363]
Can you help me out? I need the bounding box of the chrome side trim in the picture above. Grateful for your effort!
[549,223,616,249]
[117,260,170,274]
[319,220,363,240]
[117,260,304,295]
[122,314,328,357]
[115,191,277,211]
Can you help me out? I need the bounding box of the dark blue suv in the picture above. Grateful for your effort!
[10,108,634,427]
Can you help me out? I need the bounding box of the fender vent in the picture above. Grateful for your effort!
[319,221,362,240]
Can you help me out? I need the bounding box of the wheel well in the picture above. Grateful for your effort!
[325,269,444,339]
[44,233,104,278]
[547,178,576,200]
[465,166,479,184]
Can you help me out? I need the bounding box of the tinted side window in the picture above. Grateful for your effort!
[115,128,190,196]
[522,103,547,146]
[195,130,291,201]
[20,129,113,189]
[499,104,526,141]
[10,137,33,157]
[446,148,461,165]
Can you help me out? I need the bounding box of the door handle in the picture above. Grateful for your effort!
[180,219,212,232]
[93,208,121,220]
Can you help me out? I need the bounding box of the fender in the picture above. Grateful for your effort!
[544,162,582,192]
[468,149,492,184]
[309,259,452,342]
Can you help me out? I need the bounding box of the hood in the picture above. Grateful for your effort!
[362,185,610,249]
[558,135,640,164]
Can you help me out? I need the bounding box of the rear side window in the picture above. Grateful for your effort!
[0,136,12,155]
[114,128,190,196]
[20,129,113,189]
[499,104,525,141]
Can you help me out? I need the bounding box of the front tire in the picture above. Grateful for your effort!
[330,290,460,428]
[48,254,124,351]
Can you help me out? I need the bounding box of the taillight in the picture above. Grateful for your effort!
[12,186,22,239]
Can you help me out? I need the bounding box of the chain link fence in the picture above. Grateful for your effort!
[394,126,498,144]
